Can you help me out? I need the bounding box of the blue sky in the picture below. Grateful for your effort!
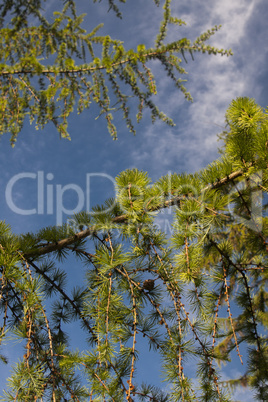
[0,0,267,399]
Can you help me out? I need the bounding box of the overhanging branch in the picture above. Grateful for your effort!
[24,168,244,258]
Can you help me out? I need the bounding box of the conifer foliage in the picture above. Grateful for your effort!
[0,0,231,145]
[0,1,267,401]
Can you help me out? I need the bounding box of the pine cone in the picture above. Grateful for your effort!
[142,279,155,291]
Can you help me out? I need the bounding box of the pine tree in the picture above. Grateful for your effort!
[0,1,267,401]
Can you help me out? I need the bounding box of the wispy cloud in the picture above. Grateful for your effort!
[122,0,267,176]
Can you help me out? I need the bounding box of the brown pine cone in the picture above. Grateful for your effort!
[142,279,155,291]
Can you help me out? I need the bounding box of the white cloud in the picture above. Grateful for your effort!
[122,0,266,175]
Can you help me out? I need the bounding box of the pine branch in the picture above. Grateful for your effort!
[0,44,231,77]
[24,168,244,258]
[28,260,97,341]
[209,239,262,353]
